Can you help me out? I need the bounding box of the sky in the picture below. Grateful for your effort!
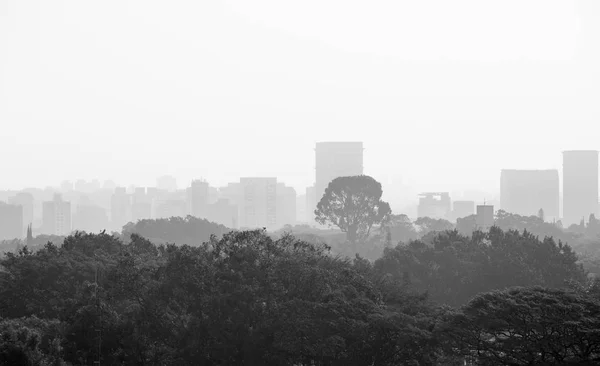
[1,0,599,207]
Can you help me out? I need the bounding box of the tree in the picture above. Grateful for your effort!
[314,175,391,245]
[26,224,33,247]
[443,287,600,365]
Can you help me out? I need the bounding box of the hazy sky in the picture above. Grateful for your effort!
[1,0,599,206]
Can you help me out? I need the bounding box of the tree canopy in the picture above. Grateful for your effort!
[314,175,391,246]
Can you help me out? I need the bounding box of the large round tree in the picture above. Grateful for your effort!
[314,175,391,245]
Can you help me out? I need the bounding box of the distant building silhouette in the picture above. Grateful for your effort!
[417,192,451,219]
[0,202,23,240]
[500,169,559,221]
[563,150,599,226]
[276,183,297,228]
[313,142,363,222]
[111,187,131,231]
[156,175,177,192]
[476,204,494,230]
[190,180,209,219]
[42,193,71,236]
[74,204,108,233]
[296,194,307,224]
[239,177,277,230]
[207,199,238,228]
[8,192,34,236]
[305,186,316,224]
[131,187,152,222]
[452,200,475,220]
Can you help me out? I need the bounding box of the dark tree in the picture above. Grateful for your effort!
[314,175,391,245]
[443,287,600,365]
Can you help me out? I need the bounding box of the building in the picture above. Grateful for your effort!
[276,183,297,228]
[155,199,187,219]
[239,177,277,229]
[131,187,152,222]
[306,186,316,224]
[207,199,238,228]
[8,192,34,236]
[476,205,494,230]
[452,200,475,220]
[296,194,307,224]
[314,142,364,221]
[0,202,23,240]
[111,187,131,231]
[500,169,560,221]
[417,192,451,219]
[190,180,209,219]
[73,204,109,233]
[563,150,599,226]
[42,193,72,236]
[156,175,177,192]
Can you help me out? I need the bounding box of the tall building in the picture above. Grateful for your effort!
[417,192,451,219]
[131,187,152,222]
[156,175,177,192]
[451,200,475,220]
[42,194,71,236]
[74,204,109,233]
[500,169,559,221]
[8,192,34,235]
[0,202,23,240]
[239,177,277,229]
[207,199,238,228]
[305,186,316,224]
[190,180,209,219]
[476,204,494,230]
[111,187,131,231]
[313,142,364,221]
[276,183,297,228]
[563,150,599,226]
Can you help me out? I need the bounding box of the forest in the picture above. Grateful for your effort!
[2,175,600,365]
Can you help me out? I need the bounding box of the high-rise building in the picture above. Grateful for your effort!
[8,192,34,236]
[476,204,494,230]
[452,200,475,220]
[276,183,297,228]
[500,169,559,221]
[111,187,131,231]
[207,199,238,228]
[131,187,152,222]
[314,142,363,221]
[156,175,177,192]
[74,204,109,233]
[563,150,599,226]
[190,180,209,219]
[239,177,277,229]
[296,194,307,224]
[0,202,23,240]
[417,192,451,219]
[42,194,71,236]
[306,186,316,224]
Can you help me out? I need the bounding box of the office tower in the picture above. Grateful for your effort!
[476,204,494,230]
[190,180,209,219]
[417,192,451,219]
[500,169,560,221]
[313,142,364,220]
[8,192,34,235]
[0,202,23,240]
[42,193,71,236]
[111,187,131,231]
[276,183,297,228]
[157,175,177,192]
[296,194,307,224]
[74,204,109,233]
[563,150,599,226]
[131,187,152,222]
[452,200,475,220]
[305,186,316,224]
[239,177,277,229]
[155,199,187,219]
[207,199,238,228]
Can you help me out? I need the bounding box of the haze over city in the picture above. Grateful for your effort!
[2,0,600,209]
[3,2,600,365]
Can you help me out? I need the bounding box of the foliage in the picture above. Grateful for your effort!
[442,287,600,365]
[314,175,392,246]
